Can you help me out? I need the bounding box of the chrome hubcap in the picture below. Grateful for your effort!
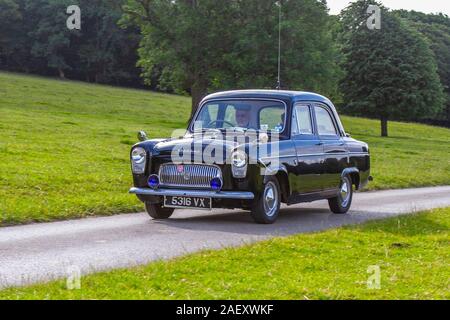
[263,182,279,217]
[340,177,351,207]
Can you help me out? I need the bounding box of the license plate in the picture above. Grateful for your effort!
[164,196,212,210]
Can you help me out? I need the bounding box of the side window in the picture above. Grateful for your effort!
[314,106,338,136]
[295,105,313,135]
[259,106,285,132]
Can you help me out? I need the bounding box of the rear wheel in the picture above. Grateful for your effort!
[328,175,353,214]
[251,177,281,224]
[145,202,174,220]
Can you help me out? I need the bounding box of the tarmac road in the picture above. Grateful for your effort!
[0,186,449,289]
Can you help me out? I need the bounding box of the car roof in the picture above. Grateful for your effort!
[202,89,332,104]
[200,89,346,136]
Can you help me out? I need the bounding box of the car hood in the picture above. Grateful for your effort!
[152,135,240,158]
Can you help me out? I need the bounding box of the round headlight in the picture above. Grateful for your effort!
[231,150,247,168]
[132,147,146,164]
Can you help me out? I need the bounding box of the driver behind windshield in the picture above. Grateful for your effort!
[235,105,252,128]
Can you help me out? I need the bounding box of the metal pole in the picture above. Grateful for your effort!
[276,1,282,90]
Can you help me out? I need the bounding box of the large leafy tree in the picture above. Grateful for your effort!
[123,0,340,116]
[0,0,25,69]
[0,0,21,54]
[25,0,76,79]
[0,0,141,85]
[339,0,444,136]
[123,0,242,116]
[75,0,141,85]
[217,0,340,98]
[395,10,450,122]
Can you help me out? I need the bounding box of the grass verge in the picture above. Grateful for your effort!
[1,207,449,300]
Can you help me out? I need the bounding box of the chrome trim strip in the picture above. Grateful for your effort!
[129,188,255,200]
[324,152,350,156]
[348,152,369,156]
[163,203,213,211]
[259,154,297,161]
[262,152,368,160]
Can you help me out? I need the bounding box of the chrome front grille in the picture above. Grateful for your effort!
[159,164,222,189]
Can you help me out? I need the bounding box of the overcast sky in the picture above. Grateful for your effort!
[327,0,450,16]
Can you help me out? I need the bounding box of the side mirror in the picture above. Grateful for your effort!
[137,131,148,142]
[345,133,351,138]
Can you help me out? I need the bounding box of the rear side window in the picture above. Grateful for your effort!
[314,106,338,136]
[292,105,313,135]
[296,105,313,135]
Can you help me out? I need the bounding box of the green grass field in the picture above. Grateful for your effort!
[1,207,448,300]
[0,72,449,225]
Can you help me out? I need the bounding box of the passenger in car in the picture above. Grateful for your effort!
[274,113,285,132]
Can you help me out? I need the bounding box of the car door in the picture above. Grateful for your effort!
[313,104,348,190]
[290,103,324,194]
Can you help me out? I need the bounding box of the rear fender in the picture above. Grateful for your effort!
[342,167,360,190]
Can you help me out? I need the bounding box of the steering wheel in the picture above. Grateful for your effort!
[207,120,235,128]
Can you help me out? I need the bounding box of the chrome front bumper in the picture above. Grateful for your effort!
[129,187,255,200]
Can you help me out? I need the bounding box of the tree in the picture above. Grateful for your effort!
[0,0,23,68]
[25,0,77,79]
[395,10,450,123]
[75,0,141,85]
[0,0,141,86]
[215,0,340,99]
[123,0,340,117]
[339,0,445,136]
[122,0,241,116]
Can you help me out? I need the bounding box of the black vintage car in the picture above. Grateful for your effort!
[129,90,371,224]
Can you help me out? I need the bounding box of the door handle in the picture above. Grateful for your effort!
[316,142,324,146]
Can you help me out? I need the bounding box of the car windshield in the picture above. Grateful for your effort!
[192,100,286,132]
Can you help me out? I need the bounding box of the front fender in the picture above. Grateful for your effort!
[131,139,166,187]
[258,161,288,183]
[131,139,166,156]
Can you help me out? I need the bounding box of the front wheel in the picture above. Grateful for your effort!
[328,175,353,214]
[145,202,174,220]
[251,177,281,224]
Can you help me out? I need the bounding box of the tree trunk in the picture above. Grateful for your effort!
[190,81,208,121]
[58,68,66,80]
[381,116,388,137]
